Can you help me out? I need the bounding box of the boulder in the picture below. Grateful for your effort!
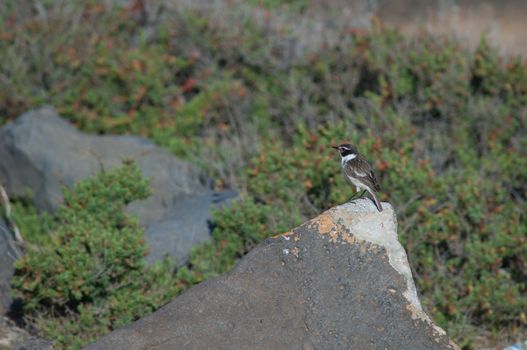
[0,107,235,264]
[0,106,209,215]
[84,199,460,350]
[0,218,19,315]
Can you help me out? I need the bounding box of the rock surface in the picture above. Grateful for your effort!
[0,316,54,350]
[85,199,460,350]
[0,107,236,264]
[146,190,238,265]
[0,218,19,315]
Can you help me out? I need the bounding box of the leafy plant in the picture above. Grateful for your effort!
[12,161,179,349]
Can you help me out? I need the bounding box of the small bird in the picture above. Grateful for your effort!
[332,143,383,212]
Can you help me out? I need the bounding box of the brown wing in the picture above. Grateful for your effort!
[344,155,380,192]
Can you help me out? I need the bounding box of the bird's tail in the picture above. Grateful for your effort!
[366,188,383,212]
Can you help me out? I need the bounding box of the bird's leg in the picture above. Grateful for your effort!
[357,189,367,198]
[349,187,363,201]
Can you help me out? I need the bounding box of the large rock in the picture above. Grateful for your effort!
[0,218,19,315]
[0,107,233,264]
[0,106,209,215]
[85,199,460,350]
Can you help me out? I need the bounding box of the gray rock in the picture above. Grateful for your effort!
[0,218,19,315]
[0,106,209,215]
[0,107,222,263]
[146,190,238,265]
[14,337,55,350]
[84,199,460,350]
[0,316,54,350]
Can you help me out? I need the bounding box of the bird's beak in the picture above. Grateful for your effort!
[331,146,339,150]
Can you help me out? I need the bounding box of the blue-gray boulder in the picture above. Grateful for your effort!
[0,107,235,264]
[0,106,209,215]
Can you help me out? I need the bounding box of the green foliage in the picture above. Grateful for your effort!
[8,199,54,246]
[2,1,527,348]
[12,161,179,349]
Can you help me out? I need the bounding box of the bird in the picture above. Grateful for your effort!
[332,143,383,212]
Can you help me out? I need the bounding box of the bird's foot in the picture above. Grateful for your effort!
[349,190,366,201]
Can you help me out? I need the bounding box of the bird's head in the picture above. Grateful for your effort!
[331,143,358,157]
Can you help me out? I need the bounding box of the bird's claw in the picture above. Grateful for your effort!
[349,190,366,201]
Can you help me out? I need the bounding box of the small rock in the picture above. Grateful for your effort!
[0,316,54,350]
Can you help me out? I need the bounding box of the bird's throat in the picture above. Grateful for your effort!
[341,153,357,166]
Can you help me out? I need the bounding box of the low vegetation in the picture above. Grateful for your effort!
[11,161,179,348]
[1,1,526,348]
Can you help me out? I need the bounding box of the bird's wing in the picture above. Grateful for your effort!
[346,156,380,192]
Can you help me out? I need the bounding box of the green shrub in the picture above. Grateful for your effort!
[8,199,55,247]
[12,161,179,349]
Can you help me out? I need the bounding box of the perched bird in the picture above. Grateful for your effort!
[332,143,383,212]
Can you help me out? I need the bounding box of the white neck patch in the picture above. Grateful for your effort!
[341,153,357,166]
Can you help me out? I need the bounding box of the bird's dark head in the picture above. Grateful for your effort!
[331,143,358,157]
